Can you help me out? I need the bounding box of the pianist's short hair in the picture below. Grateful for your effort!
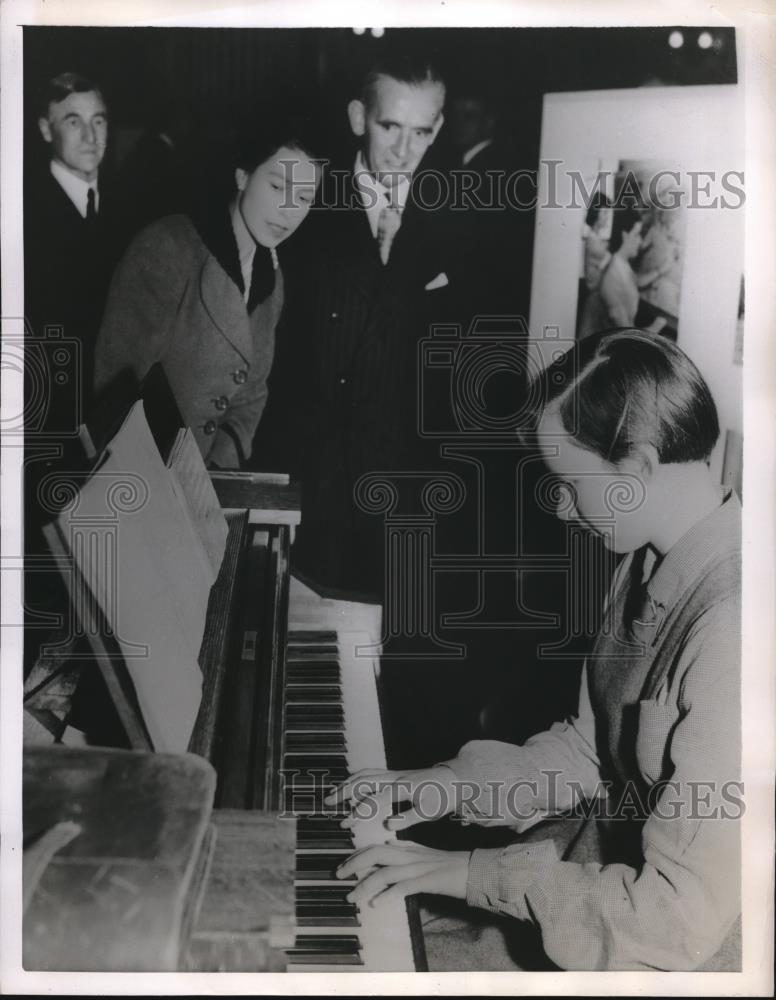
[360,51,445,111]
[39,71,105,117]
[532,328,720,464]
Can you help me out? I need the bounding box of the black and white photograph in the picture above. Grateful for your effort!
[1,2,773,995]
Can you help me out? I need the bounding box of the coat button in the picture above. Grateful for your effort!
[330,311,338,320]
[204,420,217,435]
[215,395,229,411]
[339,377,347,385]
[233,369,248,384]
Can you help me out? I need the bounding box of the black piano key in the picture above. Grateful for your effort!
[285,704,344,718]
[296,835,354,850]
[286,953,363,966]
[284,719,345,732]
[285,794,344,814]
[295,853,356,880]
[286,675,341,687]
[296,814,350,830]
[285,688,342,703]
[286,733,346,749]
[285,753,348,768]
[291,934,362,950]
[296,882,352,897]
[295,911,360,928]
[286,666,340,679]
[285,720,345,733]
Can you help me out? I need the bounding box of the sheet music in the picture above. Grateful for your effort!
[167,427,229,578]
[58,401,207,752]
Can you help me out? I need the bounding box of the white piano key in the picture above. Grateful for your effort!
[286,630,416,972]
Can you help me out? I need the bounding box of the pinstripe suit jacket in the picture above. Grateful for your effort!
[265,167,459,599]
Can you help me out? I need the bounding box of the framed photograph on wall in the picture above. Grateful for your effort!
[528,84,744,483]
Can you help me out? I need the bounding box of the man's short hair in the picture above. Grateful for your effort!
[39,71,104,118]
[360,51,445,110]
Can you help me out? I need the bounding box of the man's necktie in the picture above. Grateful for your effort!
[376,198,402,265]
[86,187,97,225]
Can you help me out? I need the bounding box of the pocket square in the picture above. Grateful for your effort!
[425,272,449,291]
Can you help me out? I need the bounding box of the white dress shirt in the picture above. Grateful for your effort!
[353,152,410,238]
[50,159,99,218]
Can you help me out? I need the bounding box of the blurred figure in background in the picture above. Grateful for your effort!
[117,98,197,236]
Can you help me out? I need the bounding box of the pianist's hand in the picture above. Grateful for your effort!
[324,766,457,830]
[336,842,470,907]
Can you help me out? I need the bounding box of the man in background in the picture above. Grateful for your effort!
[25,71,116,418]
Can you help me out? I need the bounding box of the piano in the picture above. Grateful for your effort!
[25,382,427,972]
[188,501,426,972]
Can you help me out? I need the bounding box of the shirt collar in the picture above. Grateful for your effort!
[645,487,740,614]
[354,151,410,213]
[50,159,98,218]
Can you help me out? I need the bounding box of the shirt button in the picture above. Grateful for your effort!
[204,420,217,435]
[215,396,229,411]
[330,311,338,320]
[233,369,248,385]
[339,377,347,385]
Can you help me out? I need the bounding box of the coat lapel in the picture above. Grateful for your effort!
[198,253,251,361]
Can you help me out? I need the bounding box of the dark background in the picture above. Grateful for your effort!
[23,25,737,165]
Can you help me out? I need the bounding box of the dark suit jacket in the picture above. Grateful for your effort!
[24,166,121,425]
[256,164,460,599]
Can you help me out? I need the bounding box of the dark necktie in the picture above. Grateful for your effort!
[86,187,97,226]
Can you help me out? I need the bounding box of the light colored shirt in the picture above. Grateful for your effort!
[353,151,410,238]
[231,205,279,304]
[444,491,741,970]
[50,158,99,218]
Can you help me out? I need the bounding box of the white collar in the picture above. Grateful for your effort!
[461,138,494,166]
[50,159,98,218]
[354,151,410,212]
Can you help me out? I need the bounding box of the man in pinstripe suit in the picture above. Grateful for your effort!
[259,52,458,603]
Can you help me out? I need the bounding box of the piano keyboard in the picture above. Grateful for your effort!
[282,630,417,972]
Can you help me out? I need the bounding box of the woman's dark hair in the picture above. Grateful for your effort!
[585,193,611,229]
[608,206,644,253]
[233,108,324,175]
[201,106,324,206]
[529,328,720,464]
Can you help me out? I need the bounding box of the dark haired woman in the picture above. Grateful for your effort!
[328,329,741,971]
[578,207,669,339]
[94,118,321,468]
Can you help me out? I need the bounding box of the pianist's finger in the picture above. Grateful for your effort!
[339,786,393,828]
[336,842,439,878]
[323,767,397,806]
[337,845,470,907]
[346,861,441,907]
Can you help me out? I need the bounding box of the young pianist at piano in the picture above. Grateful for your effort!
[93,112,321,469]
[329,328,741,972]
